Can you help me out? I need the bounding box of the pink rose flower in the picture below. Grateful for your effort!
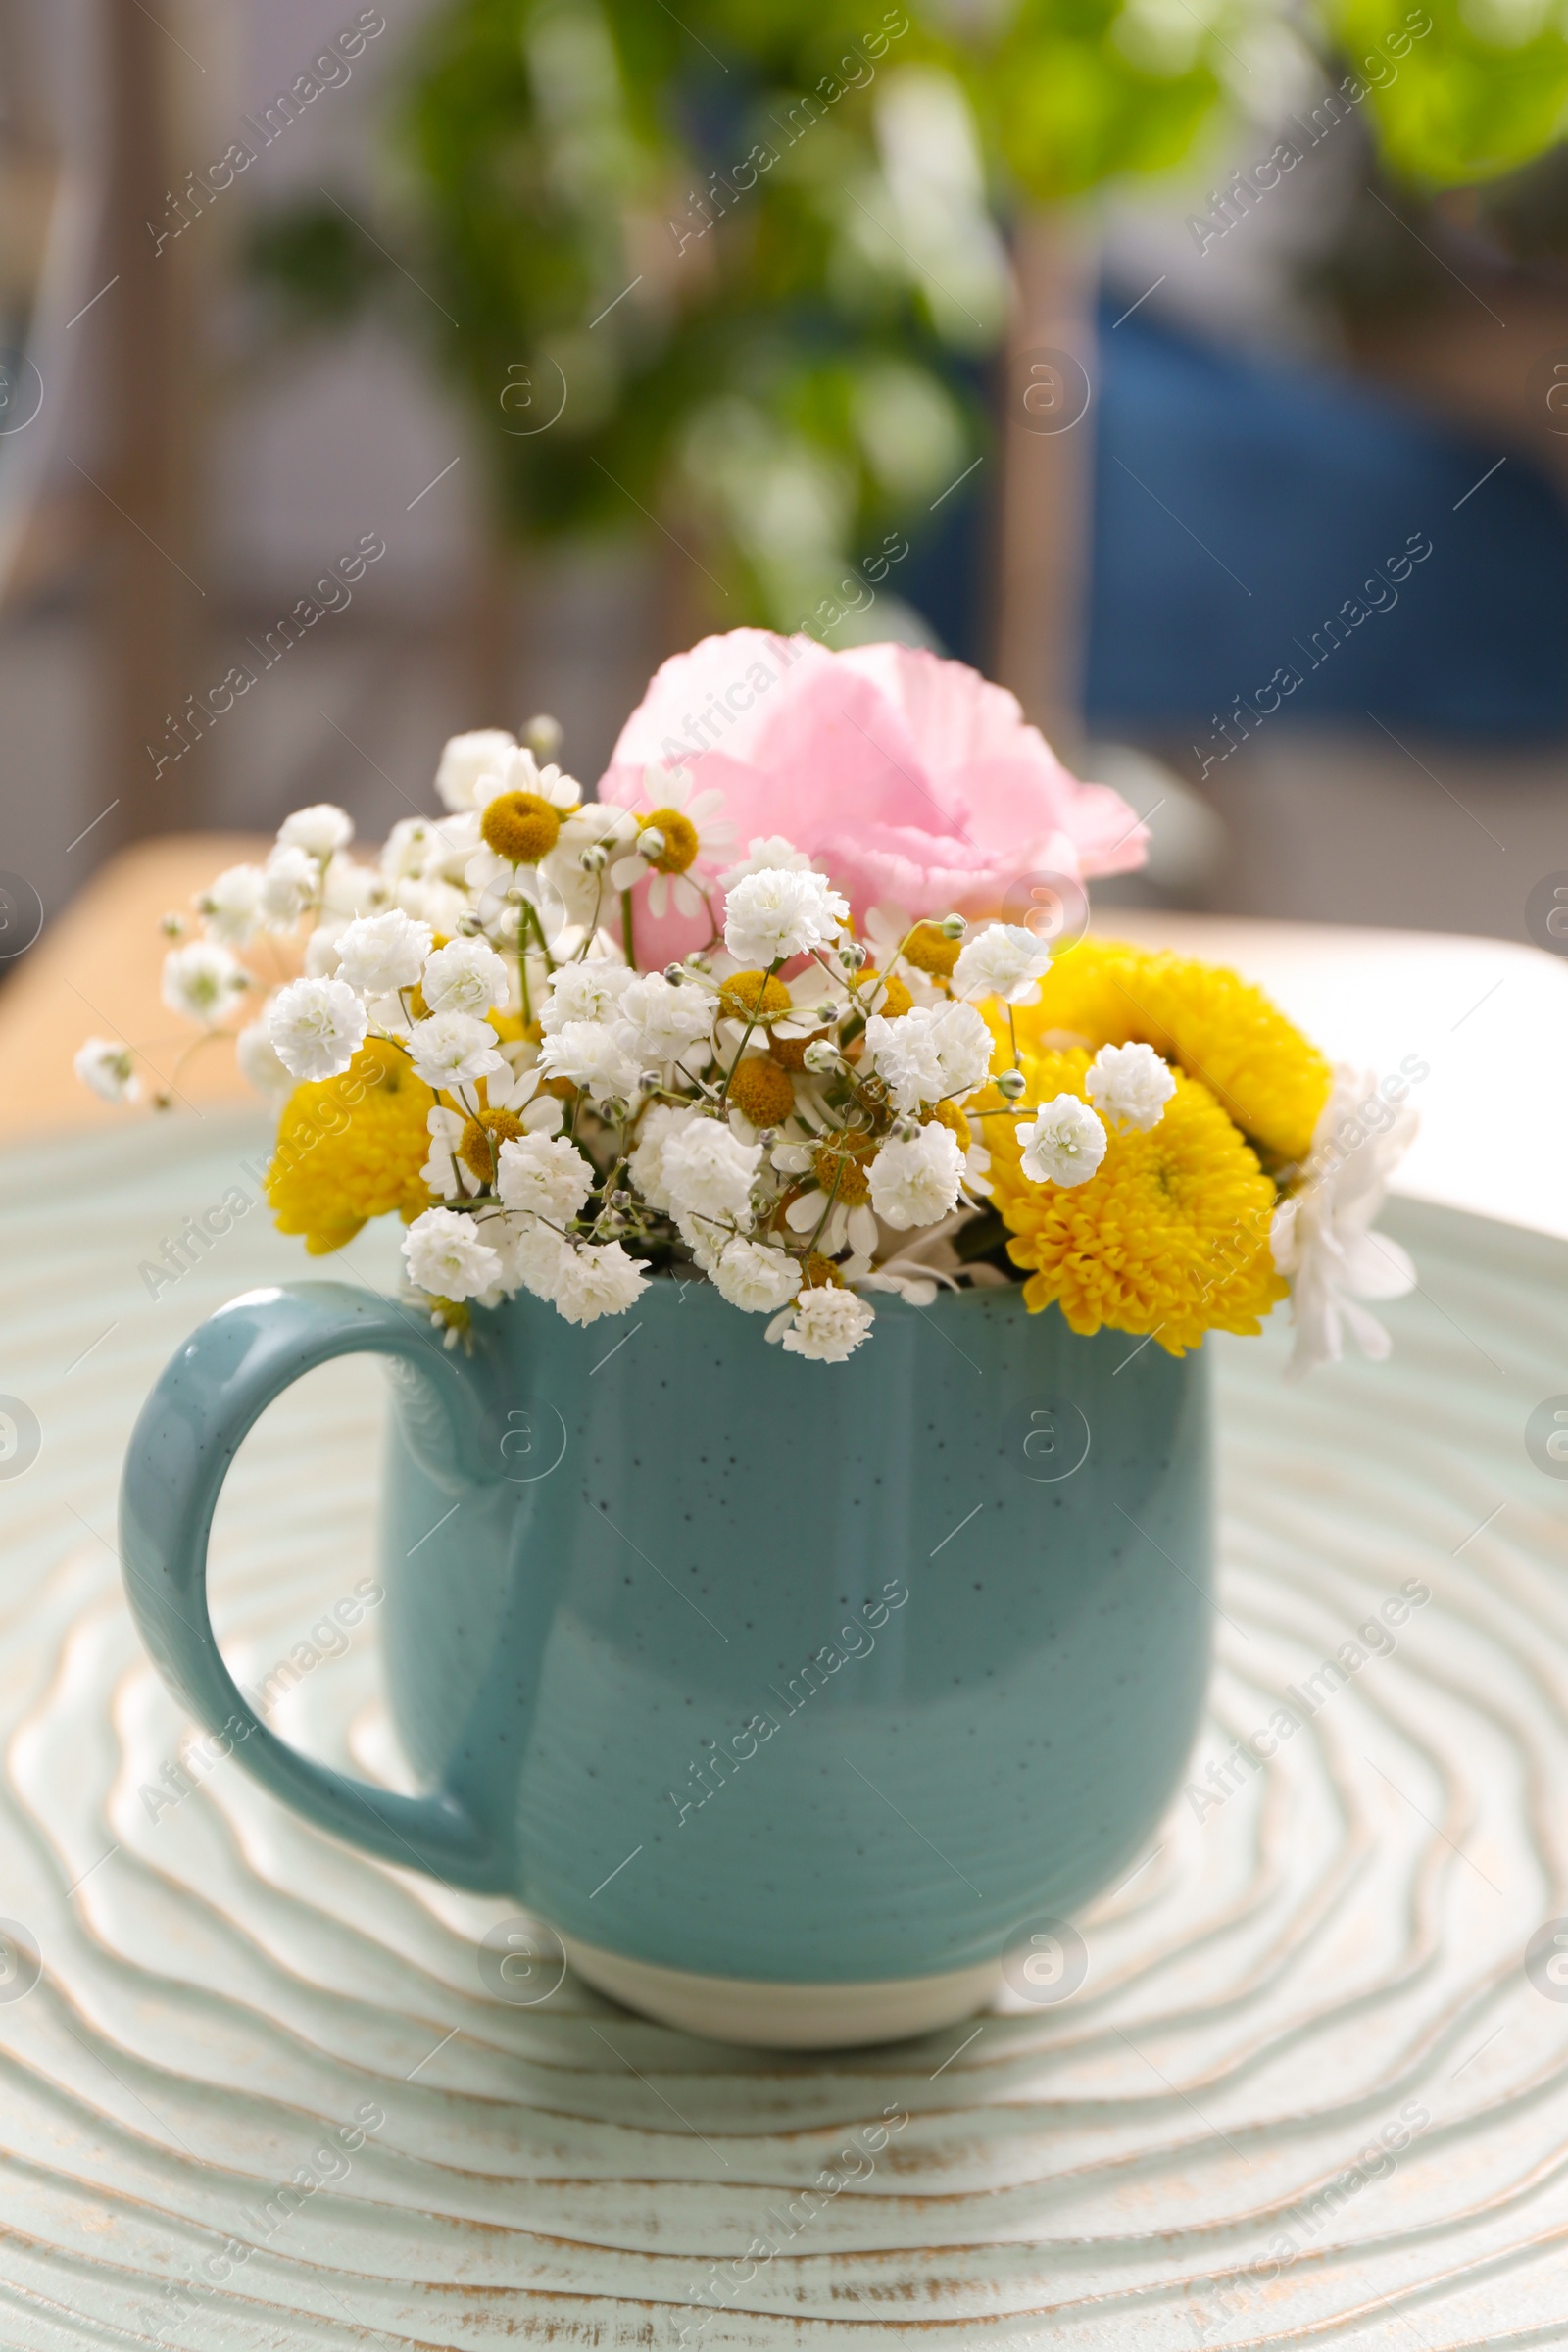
[597,629,1147,964]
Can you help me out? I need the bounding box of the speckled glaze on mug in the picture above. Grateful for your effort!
[122,1276,1210,2037]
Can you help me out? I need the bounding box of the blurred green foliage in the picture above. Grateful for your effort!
[250,0,1230,629]
[1327,0,1568,184]
[249,0,1568,630]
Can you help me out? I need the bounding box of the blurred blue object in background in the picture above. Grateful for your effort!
[903,304,1568,741]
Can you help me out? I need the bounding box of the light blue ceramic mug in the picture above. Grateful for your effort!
[121,1277,1211,2045]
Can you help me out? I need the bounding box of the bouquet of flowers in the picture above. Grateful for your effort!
[75,632,1417,1375]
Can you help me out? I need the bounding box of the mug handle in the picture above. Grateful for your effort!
[120,1280,504,1890]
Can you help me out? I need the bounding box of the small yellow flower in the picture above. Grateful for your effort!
[989,1048,1284,1353]
[1017,940,1331,1165]
[269,1039,434,1254]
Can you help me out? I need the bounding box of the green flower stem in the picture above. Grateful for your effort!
[621,887,638,971]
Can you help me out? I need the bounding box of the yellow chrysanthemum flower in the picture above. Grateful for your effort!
[269,1039,434,1254]
[1019,940,1331,1166]
[987,1049,1286,1354]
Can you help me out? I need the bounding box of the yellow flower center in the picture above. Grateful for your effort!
[459,1108,528,1185]
[641,807,699,874]
[726,1056,796,1129]
[811,1140,872,1205]
[926,1098,971,1152]
[902,922,959,980]
[803,1252,844,1288]
[719,970,793,1024]
[482,791,561,864]
[858,967,912,1019]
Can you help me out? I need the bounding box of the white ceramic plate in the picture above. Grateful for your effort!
[1,1113,1566,2348]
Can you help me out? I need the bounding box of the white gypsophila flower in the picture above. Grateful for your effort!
[277,803,353,859]
[864,999,993,1112]
[952,922,1054,1006]
[1272,1065,1418,1381]
[334,907,433,998]
[505,1217,572,1299]
[381,816,438,880]
[421,810,484,887]
[74,1038,139,1103]
[163,940,249,1026]
[614,972,716,1068]
[1018,1094,1107,1187]
[626,1103,696,1211]
[435,729,515,812]
[259,844,318,928]
[868,1122,966,1229]
[421,936,511,1020]
[406,1011,506,1092]
[540,956,634,1033]
[674,1207,722,1271]
[710,1236,802,1313]
[722,866,848,967]
[1086,1041,1175,1134]
[394,874,468,938]
[536,1021,641,1101]
[303,926,345,979]
[268,975,368,1080]
[495,1133,595,1223]
[778,1285,876,1362]
[234,1014,293,1098]
[321,858,391,928]
[403,1207,503,1301]
[551,1240,649,1325]
[660,1119,761,1223]
[718,835,812,889]
[197,863,267,946]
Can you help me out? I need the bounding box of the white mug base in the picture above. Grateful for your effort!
[562,1935,1004,2048]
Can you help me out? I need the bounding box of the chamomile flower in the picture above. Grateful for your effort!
[609,767,735,919]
